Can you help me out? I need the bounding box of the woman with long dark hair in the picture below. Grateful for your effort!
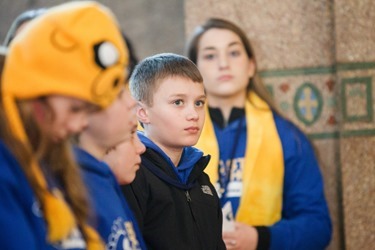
[186,18,332,250]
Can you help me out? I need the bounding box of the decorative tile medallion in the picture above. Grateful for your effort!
[293,82,323,126]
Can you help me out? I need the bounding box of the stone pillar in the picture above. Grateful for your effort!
[185,0,375,249]
[334,0,375,249]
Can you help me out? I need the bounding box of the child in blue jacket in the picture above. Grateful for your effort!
[75,84,147,249]
[0,2,127,249]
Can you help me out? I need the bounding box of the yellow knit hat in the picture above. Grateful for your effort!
[1,1,128,248]
[3,1,127,108]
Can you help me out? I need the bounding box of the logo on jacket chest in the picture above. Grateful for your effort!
[107,217,141,250]
[201,185,214,196]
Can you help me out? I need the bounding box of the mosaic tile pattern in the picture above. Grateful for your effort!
[262,71,339,137]
[261,64,375,139]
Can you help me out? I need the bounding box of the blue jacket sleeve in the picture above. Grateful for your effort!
[0,143,42,250]
[269,115,332,249]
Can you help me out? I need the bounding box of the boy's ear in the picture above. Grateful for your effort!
[137,102,150,124]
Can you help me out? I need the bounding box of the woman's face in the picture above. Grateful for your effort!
[103,128,145,185]
[33,95,97,143]
[196,28,255,101]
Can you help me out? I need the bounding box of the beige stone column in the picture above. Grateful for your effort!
[334,0,375,249]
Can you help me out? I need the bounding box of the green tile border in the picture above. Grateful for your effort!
[336,62,375,71]
[308,131,339,140]
[307,129,375,140]
[259,61,375,78]
[341,77,373,122]
[260,66,334,77]
[341,129,375,137]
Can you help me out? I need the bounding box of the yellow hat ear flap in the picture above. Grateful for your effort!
[44,189,76,242]
[83,226,104,250]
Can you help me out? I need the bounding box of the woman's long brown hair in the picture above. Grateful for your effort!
[0,97,93,239]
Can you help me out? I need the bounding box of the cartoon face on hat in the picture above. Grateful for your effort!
[2,1,128,108]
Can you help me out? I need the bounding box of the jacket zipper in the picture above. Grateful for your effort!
[185,190,196,221]
[185,190,192,202]
[185,190,205,248]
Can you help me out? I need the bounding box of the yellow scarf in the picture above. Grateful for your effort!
[196,92,284,225]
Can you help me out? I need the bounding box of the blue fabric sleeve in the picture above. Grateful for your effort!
[269,114,332,249]
[0,144,41,250]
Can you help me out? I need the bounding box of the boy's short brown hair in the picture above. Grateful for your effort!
[129,53,203,106]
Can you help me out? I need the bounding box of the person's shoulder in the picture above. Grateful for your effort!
[272,112,313,156]
[198,170,212,183]
[0,140,26,186]
[273,112,308,140]
[0,140,18,169]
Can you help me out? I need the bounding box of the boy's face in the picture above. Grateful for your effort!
[139,76,206,153]
[103,128,145,185]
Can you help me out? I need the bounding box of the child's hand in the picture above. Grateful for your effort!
[222,222,258,250]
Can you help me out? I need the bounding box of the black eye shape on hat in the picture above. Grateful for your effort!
[113,77,120,88]
[94,41,119,69]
